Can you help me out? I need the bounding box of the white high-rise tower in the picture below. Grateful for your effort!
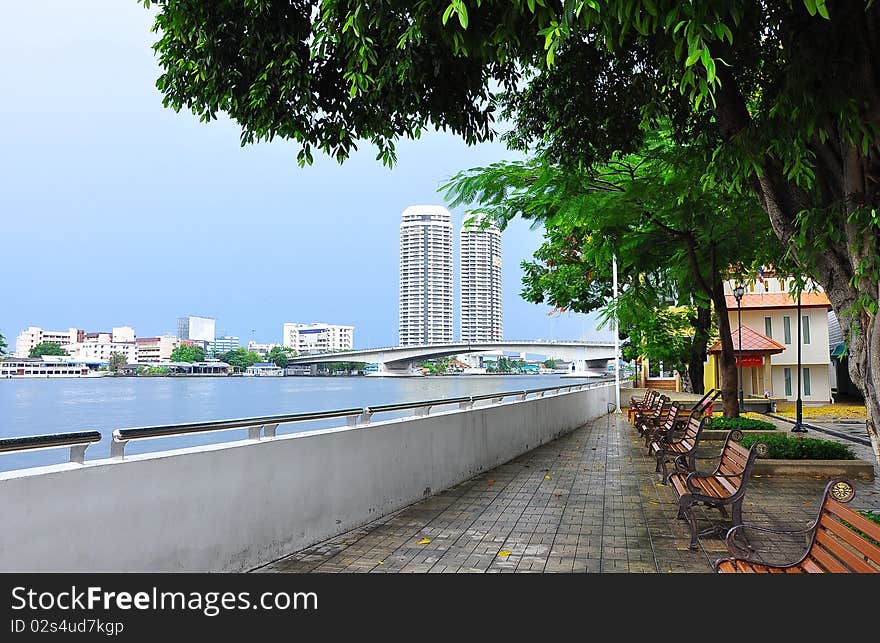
[399,205,454,346]
[460,216,503,342]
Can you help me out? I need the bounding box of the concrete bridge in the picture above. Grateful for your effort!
[287,341,616,375]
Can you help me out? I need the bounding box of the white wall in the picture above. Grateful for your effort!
[0,384,614,572]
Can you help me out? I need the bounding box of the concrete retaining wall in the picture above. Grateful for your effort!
[0,384,614,572]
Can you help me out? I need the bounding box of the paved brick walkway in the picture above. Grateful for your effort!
[256,413,880,573]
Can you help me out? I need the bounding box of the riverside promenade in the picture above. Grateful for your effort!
[258,411,880,573]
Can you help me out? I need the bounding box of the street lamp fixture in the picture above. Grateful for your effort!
[733,283,746,413]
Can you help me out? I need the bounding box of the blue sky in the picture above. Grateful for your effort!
[1,1,610,348]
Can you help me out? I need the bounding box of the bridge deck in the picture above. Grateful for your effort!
[256,414,880,573]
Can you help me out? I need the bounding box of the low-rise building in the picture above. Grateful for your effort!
[208,335,239,356]
[247,341,280,356]
[282,323,354,354]
[245,362,284,376]
[135,335,179,362]
[65,333,138,364]
[703,276,833,402]
[14,327,83,357]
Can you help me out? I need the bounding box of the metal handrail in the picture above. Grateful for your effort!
[110,408,363,458]
[364,396,473,414]
[0,431,102,464]
[98,380,612,460]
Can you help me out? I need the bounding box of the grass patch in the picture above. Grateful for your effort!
[710,416,776,431]
[739,433,855,460]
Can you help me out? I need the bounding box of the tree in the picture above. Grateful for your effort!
[542,358,557,369]
[444,134,782,415]
[29,343,68,358]
[217,348,261,370]
[170,344,206,363]
[265,346,297,369]
[141,1,880,455]
[109,352,128,373]
[0,332,7,357]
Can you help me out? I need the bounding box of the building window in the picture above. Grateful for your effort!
[784,368,792,396]
[783,316,791,344]
[764,317,772,339]
[803,368,811,396]
[802,315,811,344]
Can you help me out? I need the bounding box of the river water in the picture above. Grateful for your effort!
[0,374,604,472]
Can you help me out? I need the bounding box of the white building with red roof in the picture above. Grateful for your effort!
[704,275,833,402]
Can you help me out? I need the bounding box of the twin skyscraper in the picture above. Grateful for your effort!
[399,205,503,346]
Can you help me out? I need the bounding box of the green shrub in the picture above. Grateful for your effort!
[739,433,855,460]
[861,511,880,527]
[710,416,776,431]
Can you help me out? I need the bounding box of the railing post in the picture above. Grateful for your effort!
[248,425,262,441]
[359,409,373,426]
[415,405,431,417]
[458,397,474,410]
[110,432,126,460]
[263,423,279,438]
[519,391,527,401]
[69,444,88,464]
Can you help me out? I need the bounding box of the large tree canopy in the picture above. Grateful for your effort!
[142,0,880,458]
[444,132,783,415]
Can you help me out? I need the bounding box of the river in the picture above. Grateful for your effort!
[0,374,605,472]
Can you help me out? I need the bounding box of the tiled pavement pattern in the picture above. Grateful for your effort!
[256,413,880,573]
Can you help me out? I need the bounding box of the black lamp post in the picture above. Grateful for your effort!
[733,283,746,412]
[792,289,807,432]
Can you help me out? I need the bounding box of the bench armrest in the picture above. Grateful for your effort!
[724,522,817,558]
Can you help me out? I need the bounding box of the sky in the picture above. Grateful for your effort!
[0,1,611,349]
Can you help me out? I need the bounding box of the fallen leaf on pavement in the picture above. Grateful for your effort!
[417,538,431,545]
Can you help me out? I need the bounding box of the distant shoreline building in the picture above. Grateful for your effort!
[136,335,179,363]
[208,335,239,356]
[14,327,83,357]
[460,215,503,342]
[398,205,453,346]
[176,315,216,344]
[282,323,353,354]
[247,341,280,357]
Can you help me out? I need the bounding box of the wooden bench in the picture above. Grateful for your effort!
[668,430,759,550]
[634,395,670,436]
[628,389,658,423]
[714,478,880,573]
[640,402,680,449]
[676,389,721,425]
[649,414,709,483]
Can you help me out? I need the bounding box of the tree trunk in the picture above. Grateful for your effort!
[687,305,711,396]
[712,49,880,461]
[709,276,740,417]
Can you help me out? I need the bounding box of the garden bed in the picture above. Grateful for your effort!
[702,416,776,440]
[738,433,875,481]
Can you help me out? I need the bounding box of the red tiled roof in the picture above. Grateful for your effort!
[708,325,786,354]
[725,292,831,310]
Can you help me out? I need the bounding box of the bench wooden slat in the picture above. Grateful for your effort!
[814,525,878,573]
[809,539,852,573]
[722,447,748,469]
[728,441,751,459]
[824,500,880,543]
[713,475,739,496]
[801,558,825,573]
[819,510,880,564]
